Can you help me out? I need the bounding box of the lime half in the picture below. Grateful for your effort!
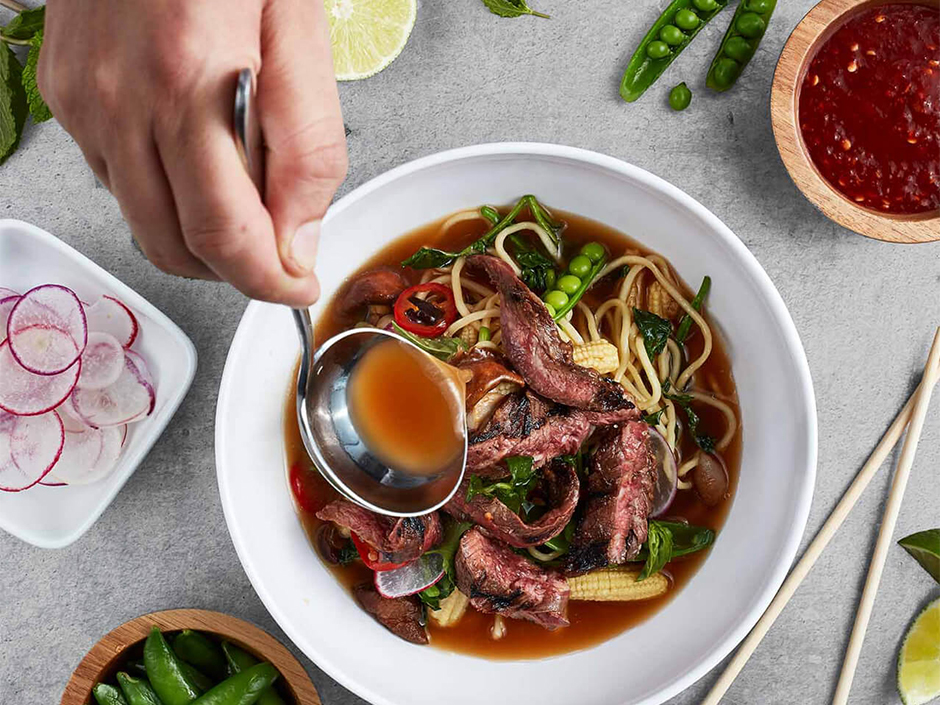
[900,529,940,583]
[898,597,940,705]
[324,0,417,81]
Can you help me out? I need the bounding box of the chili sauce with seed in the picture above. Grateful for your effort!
[798,4,940,214]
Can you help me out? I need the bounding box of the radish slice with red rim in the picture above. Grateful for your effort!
[0,340,80,416]
[77,332,125,390]
[8,285,87,374]
[0,295,19,339]
[58,395,90,432]
[39,478,68,487]
[374,552,445,599]
[124,350,156,418]
[648,427,678,518]
[0,410,64,491]
[70,353,154,427]
[84,295,139,348]
[0,287,19,298]
[51,425,123,485]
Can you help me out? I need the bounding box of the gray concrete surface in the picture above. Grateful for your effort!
[1,0,939,703]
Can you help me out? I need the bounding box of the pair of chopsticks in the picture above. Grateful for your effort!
[703,327,940,705]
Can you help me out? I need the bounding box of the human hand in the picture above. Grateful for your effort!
[38,0,347,305]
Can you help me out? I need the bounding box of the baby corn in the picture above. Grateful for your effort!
[647,281,680,320]
[572,339,620,375]
[568,567,669,602]
[429,589,469,628]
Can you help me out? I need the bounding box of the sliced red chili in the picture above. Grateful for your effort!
[393,283,457,337]
[289,462,325,514]
[351,533,408,571]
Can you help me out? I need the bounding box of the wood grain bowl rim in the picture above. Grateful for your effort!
[60,609,321,705]
[770,0,940,243]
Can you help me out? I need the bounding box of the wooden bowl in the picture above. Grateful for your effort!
[771,0,940,243]
[60,609,321,705]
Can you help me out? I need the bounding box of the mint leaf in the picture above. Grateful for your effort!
[2,7,44,41]
[481,0,550,19]
[23,32,51,123]
[0,45,28,165]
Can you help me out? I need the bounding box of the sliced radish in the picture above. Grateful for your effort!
[649,427,679,518]
[70,353,154,427]
[39,479,68,487]
[0,410,64,491]
[8,285,87,374]
[0,295,19,339]
[57,395,90,432]
[84,295,138,348]
[49,425,123,485]
[374,552,445,599]
[0,287,19,298]
[77,332,124,390]
[124,350,155,418]
[0,339,81,416]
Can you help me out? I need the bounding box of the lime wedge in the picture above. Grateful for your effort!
[324,0,417,81]
[898,597,940,705]
[900,529,940,583]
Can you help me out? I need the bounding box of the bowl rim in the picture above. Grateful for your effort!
[770,0,940,243]
[216,142,818,705]
[60,608,321,705]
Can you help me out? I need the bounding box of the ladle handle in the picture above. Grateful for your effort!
[293,306,315,371]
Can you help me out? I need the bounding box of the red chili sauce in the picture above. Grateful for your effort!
[799,4,940,214]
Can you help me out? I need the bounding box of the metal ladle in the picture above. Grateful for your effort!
[233,69,468,516]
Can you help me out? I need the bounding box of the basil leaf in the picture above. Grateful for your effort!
[515,248,555,294]
[663,385,717,452]
[22,32,50,123]
[1,6,44,41]
[465,474,487,503]
[631,520,714,564]
[481,0,550,18]
[418,520,472,610]
[463,456,537,515]
[633,308,672,360]
[675,275,711,344]
[401,247,458,269]
[643,409,665,426]
[0,45,27,165]
[337,539,359,565]
[639,521,674,581]
[392,323,466,361]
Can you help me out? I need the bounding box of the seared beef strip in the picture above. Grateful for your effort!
[445,459,579,548]
[566,421,655,576]
[455,528,570,629]
[467,255,637,415]
[336,268,408,318]
[353,584,428,644]
[316,499,442,564]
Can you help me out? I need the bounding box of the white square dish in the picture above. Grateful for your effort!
[0,219,197,549]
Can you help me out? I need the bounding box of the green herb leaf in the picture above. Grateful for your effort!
[2,6,44,41]
[643,408,665,426]
[0,45,27,165]
[392,322,466,361]
[663,384,717,453]
[22,32,50,123]
[464,456,538,514]
[639,520,674,580]
[419,520,472,610]
[401,247,458,269]
[481,0,550,19]
[898,529,940,584]
[675,275,711,344]
[337,539,359,565]
[515,247,556,294]
[631,520,714,563]
[633,308,672,360]
[524,194,564,248]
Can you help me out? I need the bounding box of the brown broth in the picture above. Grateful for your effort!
[289,205,742,659]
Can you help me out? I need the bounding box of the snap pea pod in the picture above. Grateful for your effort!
[126,660,149,679]
[94,684,130,705]
[143,627,202,705]
[706,0,778,91]
[178,661,215,693]
[189,663,279,705]
[220,642,286,705]
[117,672,165,705]
[620,0,731,102]
[173,630,228,681]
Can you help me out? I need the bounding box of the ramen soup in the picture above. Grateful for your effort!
[286,197,741,658]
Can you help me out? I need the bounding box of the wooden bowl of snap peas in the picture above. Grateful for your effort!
[60,609,321,705]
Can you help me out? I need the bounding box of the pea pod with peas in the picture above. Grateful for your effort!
[543,242,607,321]
[706,0,778,91]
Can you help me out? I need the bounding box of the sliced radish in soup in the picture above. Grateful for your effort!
[84,295,139,348]
[0,410,64,491]
[70,353,154,427]
[0,340,81,416]
[77,332,125,390]
[374,551,445,599]
[8,285,87,374]
[51,425,124,485]
[648,427,678,518]
[0,295,19,338]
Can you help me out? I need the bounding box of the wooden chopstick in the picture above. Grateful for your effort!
[832,327,940,704]
[701,327,940,705]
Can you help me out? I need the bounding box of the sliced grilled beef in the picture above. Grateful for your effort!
[566,421,655,576]
[316,499,442,564]
[467,255,637,415]
[467,390,593,477]
[353,584,428,644]
[455,528,569,629]
[336,268,408,318]
[445,459,579,547]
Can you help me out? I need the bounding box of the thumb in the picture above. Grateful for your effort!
[258,0,348,277]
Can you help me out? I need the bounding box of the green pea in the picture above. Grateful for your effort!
[646,40,671,60]
[669,82,692,111]
[568,255,592,278]
[723,36,753,62]
[478,326,490,342]
[744,0,773,12]
[544,269,556,291]
[675,9,700,30]
[579,242,605,263]
[557,275,582,295]
[544,290,569,310]
[692,0,719,11]
[736,12,766,38]
[659,25,685,46]
[544,302,556,317]
[711,57,741,87]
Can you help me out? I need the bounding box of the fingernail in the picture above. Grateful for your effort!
[290,220,321,273]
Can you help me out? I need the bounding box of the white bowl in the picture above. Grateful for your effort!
[0,220,197,549]
[216,143,817,705]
